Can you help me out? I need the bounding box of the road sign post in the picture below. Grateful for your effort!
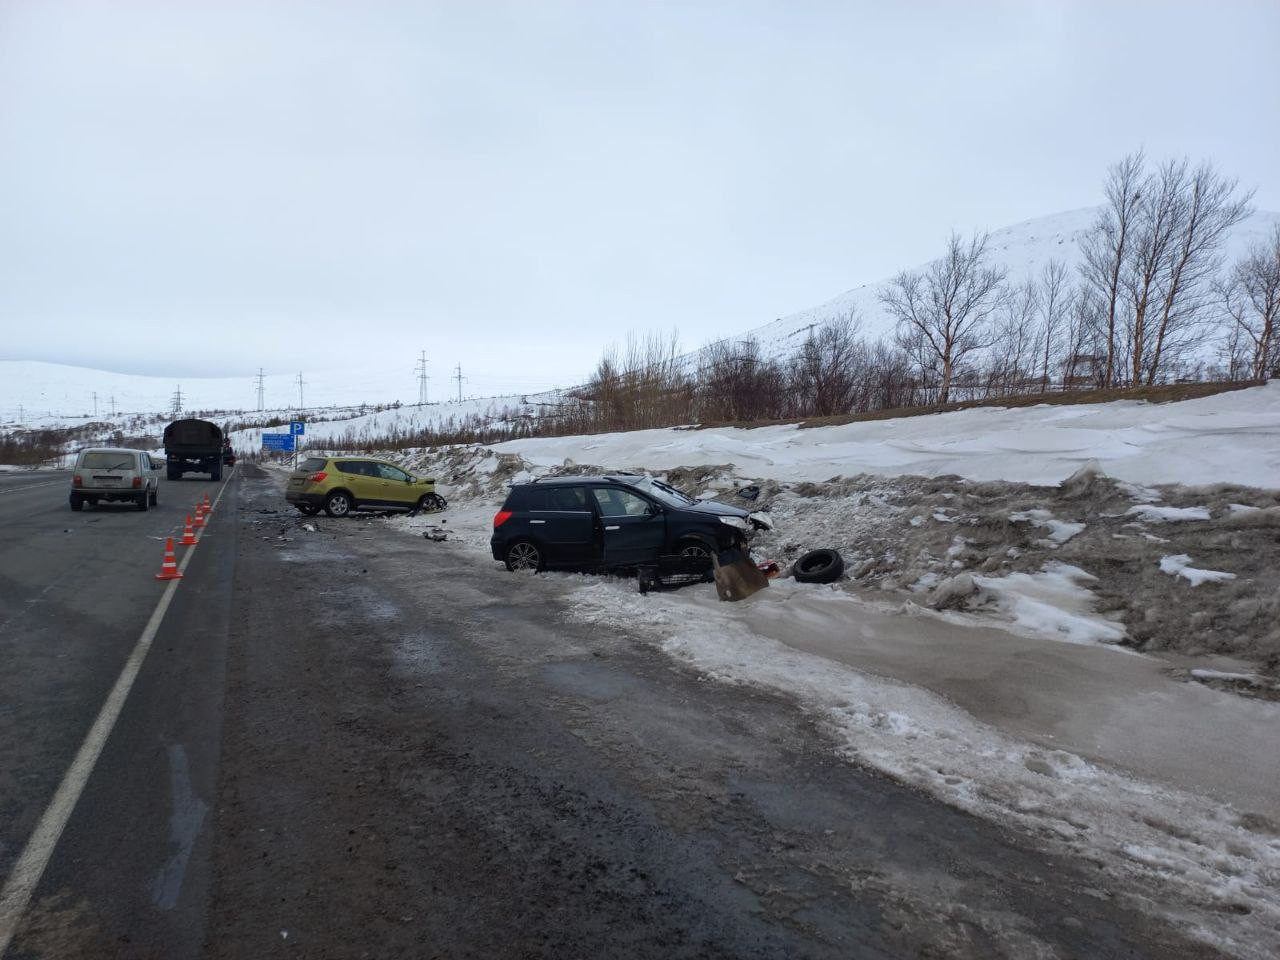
[289,421,305,467]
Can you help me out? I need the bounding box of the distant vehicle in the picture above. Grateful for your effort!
[490,474,768,573]
[69,447,162,512]
[223,438,236,466]
[163,418,225,480]
[285,456,446,517]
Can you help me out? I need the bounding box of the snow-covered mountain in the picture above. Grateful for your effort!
[4,206,1277,424]
[733,206,1280,358]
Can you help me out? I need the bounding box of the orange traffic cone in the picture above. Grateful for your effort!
[180,515,198,545]
[155,537,184,580]
[203,493,212,513]
[193,504,206,528]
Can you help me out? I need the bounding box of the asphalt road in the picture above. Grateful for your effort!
[0,465,1235,958]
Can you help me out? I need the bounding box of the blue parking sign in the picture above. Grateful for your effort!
[290,420,305,435]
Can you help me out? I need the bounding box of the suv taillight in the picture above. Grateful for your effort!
[307,471,327,483]
[493,510,513,528]
[132,476,143,488]
[73,474,82,487]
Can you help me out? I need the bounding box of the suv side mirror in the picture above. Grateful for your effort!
[646,503,662,517]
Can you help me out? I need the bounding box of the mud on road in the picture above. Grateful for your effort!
[205,466,1232,959]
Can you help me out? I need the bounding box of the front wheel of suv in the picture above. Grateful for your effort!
[676,538,716,581]
[505,540,542,573]
[324,491,353,517]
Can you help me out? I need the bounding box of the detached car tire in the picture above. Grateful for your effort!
[792,548,844,584]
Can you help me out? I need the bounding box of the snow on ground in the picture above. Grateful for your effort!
[969,562,1129,645]
[559,576,1280,958]
[292,382,1280,957]
[487,380,1280,489]
[1160,554,1239,586]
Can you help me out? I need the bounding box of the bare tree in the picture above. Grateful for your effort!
[1079,151,1145,387]
[1221,224,1280,381]
[787,314,866,416]
[1143,162,1254,384]
[697,336,786,422]
[1120,158,1253,385]
[879,232,1007,405]
[1036,260,1073,390]
[986,281,1037,396]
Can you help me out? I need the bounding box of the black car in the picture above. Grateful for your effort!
[490,474,768,573]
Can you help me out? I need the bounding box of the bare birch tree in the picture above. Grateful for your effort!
[1036,260,1073,390]
[879,232,1007,405]
[1121,158,1253,385]
[1079,151,1145,387]
[1142,162,1253,384]
[1221,224,1280,381]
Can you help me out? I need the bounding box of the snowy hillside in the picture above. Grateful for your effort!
[4,207,1276,423]
[734,207,1280,357]
[0,359,553,425]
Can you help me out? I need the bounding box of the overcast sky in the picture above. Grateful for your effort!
[1,0,1276,397]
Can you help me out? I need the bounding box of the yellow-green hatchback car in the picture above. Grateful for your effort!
[286,456,446,517]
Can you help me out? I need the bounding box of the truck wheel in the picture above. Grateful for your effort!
[324,491,353,518]
[168,465,181,481]
[211,463,222,481]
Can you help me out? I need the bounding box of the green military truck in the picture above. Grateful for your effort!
[163,418,225,481]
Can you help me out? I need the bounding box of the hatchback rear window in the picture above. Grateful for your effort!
[298,458,328,472]
[81,452,136,470]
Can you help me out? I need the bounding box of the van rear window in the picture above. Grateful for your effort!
[81,452,136,470]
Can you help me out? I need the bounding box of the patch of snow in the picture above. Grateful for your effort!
[1125,504,1212,522]
[1159,555,1237,586]
[1009,508,1085,544]
[971,563,1128,646]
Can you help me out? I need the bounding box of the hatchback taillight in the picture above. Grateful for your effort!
[493,510,513,528]
[307,471,327,483]
[132,477,143,488]
[73,474,82,487]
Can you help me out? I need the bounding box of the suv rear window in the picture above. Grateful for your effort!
[81,452,136,469]
[298,458,328,472]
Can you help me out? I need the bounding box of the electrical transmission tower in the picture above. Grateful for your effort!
[453,363,467,403]
[296,371,305,411]
[256,368,266,411]
[415,351,430,405]
[92,392,98,417]
[171,386,184,416]
[109,395,116,416]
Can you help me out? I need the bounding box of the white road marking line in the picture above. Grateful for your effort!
[0,480,63,495]
[0,480,229,955]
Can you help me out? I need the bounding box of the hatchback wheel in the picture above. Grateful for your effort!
[505,540,542,572]
[325,491,353,518]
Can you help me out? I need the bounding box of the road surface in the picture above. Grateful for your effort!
[0,465,1233,958]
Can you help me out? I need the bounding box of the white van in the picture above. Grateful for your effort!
[70,447,163,512]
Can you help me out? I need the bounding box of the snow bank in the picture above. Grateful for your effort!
[490,381,1280,490]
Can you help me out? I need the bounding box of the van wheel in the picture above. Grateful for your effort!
[324,491,353,518]
[70,495,83,512]
[505,540,542,572]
